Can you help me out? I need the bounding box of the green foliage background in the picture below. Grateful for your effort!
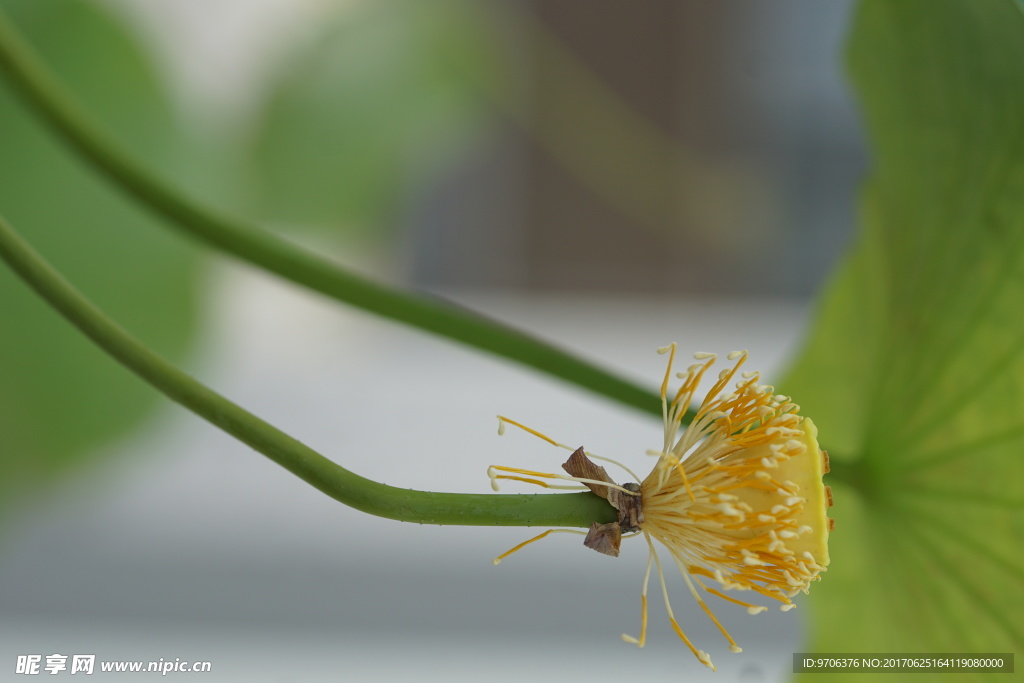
[0,0,201,511]
[243,0,500,237]
[782,0,1024,677]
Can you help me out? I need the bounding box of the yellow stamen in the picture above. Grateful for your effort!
[491,529,588,566]
[622,544,655,648]
[489,474,587,490]
[487,465,639,496]
[646,534,715,670]
[699,583,766,613]
[497,415,564,447]
[657,343,678,402]
[497,416,640,482]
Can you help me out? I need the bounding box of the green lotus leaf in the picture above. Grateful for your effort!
[783,1,1024,679]
[0,0,201,512]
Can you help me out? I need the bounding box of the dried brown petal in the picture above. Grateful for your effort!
[562,447,618,503]
[562,447,643,556]
[583,521,622,557]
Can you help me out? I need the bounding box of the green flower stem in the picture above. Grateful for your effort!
[0,9,663,419]
[0,214,615,527]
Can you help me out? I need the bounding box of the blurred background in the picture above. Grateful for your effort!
[0,0,865,680]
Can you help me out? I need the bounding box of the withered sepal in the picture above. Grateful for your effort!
[562,447,643,557]
[583,522,622,557]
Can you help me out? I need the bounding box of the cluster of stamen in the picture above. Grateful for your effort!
[488,344,831,672]
[627,344,831,669]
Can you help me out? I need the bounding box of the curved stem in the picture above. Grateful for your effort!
[0,213,615,528]
[0,9,664,419]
